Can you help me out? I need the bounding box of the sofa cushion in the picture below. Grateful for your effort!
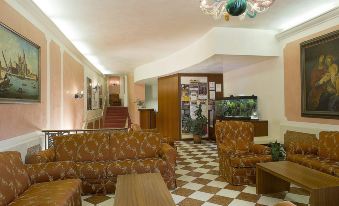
[54,133,110,162]
[0,151,31,206]
[9,179,82,206]
[26,161,77,184]
[106,158,167,177]
[76,162,107,179]
[229,153,272,167]
[287,154,338,175]
[76,133,110,162]
[53,134,81,161]
[319,131,339,161]
[284,131,318,155]
[110,131,161,160]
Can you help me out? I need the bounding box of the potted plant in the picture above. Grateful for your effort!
[187,104,208,144]
[134,99,145,109]
[270,140,286,161]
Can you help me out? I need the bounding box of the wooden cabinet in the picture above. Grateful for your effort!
[215,119,268,137]
[139,109,156,129]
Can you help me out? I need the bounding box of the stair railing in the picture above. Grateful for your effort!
[42,128,127,149]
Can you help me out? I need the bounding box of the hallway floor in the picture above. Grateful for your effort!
[82,141,310,206]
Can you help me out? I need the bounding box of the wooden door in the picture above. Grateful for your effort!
[158,75,180,140]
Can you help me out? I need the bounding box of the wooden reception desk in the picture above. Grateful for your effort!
[139,109,156,129]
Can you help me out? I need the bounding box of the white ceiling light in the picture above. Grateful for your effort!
[279,2,338,31]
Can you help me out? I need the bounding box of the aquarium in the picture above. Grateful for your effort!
[215,96,258,119]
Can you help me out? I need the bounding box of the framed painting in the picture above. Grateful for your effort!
[0,22,40,103]
[301,30,339,118]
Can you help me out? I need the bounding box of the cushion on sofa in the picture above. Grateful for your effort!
[287,154,339,175]
[54,133,111,162]
[26,161,77,184]
[106,158,167,177]
[284,131,318,155]
[53,134,81,161]
[319,131,339,161]
[76,162,107,179]
[0,151,31,206]
[9,179,82,206]
[110,131,161,160]
[229,154,272,167]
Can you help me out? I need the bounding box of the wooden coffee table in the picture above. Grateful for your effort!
[256,161,339,206]
[114,173,175,206]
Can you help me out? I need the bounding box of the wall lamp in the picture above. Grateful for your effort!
[75,91,84,99]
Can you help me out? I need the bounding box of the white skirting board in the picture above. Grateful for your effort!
[0,131,44,161]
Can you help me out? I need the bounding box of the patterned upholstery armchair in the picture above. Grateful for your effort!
[0,151,81,206]
[215,121,272,185]
[26,130,177,194]
[285,130,339,177]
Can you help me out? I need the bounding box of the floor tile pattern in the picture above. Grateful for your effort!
[82,141,310,206]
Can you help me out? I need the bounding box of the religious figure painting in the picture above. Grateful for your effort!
[0,23,40,103]
[301,30,339,118]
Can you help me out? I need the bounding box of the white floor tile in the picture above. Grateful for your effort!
[177,175,196,182]
[216,189,241,198]
[202,202,222,206]
[242,186,256,195]
[207,162,219,166]
[176,169,190,175]
[257,196,284,205]
[194,168,210,173]
[182,182,205,190]
[189,163,204,168]
[207,180,228,188]
[171,194,185,204]
[229,199,255,206]
[285,193,309,204]
[200,174,218,180]
[189,191,214,201]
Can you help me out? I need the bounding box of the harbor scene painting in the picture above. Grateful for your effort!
[0,23,40,103]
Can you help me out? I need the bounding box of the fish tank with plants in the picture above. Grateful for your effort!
[215,95,258,120]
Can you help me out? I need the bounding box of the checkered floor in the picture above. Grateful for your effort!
[82,140,310,206]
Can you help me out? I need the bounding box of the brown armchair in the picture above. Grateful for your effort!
[215,121,272,185]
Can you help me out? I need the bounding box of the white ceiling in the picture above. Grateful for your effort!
[32,0,338,74]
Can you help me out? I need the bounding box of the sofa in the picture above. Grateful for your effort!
[215,121,272,185]
[285,130,339,177]
[26,130,177,194]
[0,151,82,206]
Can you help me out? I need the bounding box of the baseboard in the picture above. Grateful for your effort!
[0,131,44,161]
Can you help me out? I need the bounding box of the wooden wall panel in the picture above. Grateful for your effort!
[158,75,180,140]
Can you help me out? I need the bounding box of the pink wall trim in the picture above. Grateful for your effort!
[50,41,62,129]
[127,73,145,124]
[284,25,339,125]
[63,52,84,129]
[0,1,47,140]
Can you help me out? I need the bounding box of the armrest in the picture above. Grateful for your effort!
[159,143,176,165]
[25,148,55,164]
[250,144,271,155]
[26,161,77,184]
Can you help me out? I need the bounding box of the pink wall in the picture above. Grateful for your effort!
[0,1,47,140]
[50,41,62,129]
[63,52,84,129]
[127,73,145,124]
[108,76,120,94]
[284,25,339,125]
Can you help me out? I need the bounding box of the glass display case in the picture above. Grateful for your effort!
[215,95,258,120]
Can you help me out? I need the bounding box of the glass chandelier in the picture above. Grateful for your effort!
[200,0,275,20]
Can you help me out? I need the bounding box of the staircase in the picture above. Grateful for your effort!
[103,107,130,128]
